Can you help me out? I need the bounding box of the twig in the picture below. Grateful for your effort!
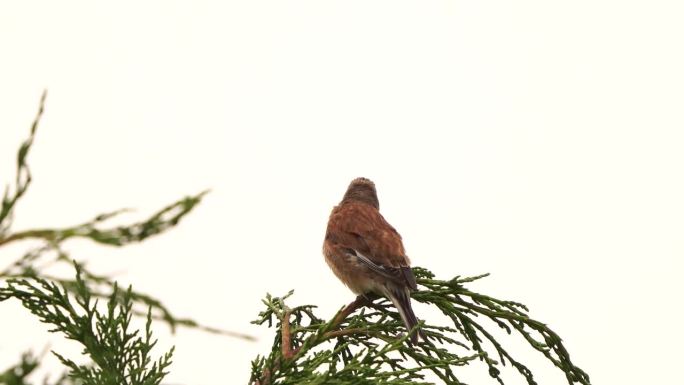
[281,309,294,360]
[251,295,372,385]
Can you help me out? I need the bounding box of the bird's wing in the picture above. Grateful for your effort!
[326,202,417,289]
[344,247,417,290]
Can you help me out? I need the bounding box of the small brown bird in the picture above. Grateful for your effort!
[323,177,422,343]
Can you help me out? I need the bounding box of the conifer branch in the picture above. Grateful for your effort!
[0,91,45,238]
[0,93,254,383]
[0,349,73,385]
[0,93,249,339]
[249,268,590,385]
[0,191,208,248]
[0,351,40,385]
[0,262,174,385]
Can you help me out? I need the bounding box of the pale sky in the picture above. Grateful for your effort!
[1,1,683,384]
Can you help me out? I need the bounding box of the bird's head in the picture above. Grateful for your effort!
[342,177,379,209]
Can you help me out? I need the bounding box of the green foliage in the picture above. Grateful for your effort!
[1,263,173,385]
[0,352,41,385]
[249,268,590,385]
[0,351,71,385]
[0,93,249,384]
[0,93,228,336]
[0,91,44,237]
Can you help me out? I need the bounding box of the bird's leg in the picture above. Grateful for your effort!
[361,292,380,302]
[330,295,372,329]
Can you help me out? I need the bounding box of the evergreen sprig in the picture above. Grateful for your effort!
[249,268,590,385]
[0,190,209,248]
[0,351,41,385]
[0,262,173,385]
[0,93,251,383]
[0,91,44,238]
[0,92,252,339]
[0,351,72,385]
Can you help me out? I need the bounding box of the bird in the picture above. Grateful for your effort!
[323,177,423,343]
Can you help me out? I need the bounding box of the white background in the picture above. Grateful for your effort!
[1,1,683,384]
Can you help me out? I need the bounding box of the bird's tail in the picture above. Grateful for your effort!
[384,285,423,344]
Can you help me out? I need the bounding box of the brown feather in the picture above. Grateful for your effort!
[323,178,423,342]
[327,202,409,268]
